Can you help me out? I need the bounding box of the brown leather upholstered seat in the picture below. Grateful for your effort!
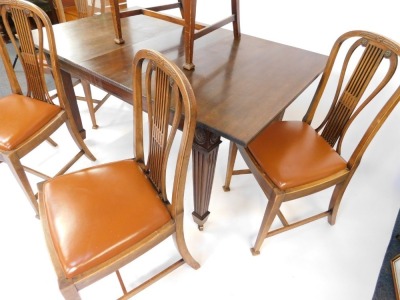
[248,121,347,189]
[41,160,172,278]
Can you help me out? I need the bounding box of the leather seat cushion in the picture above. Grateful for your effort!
[40,160,172,278]
[248,121,348,190]
[0,94,61,151]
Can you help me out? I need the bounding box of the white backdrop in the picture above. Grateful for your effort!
[131,0,400,55]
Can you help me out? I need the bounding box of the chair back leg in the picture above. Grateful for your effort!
[328,176,353,225]
[223,141,238,191]
[80,79,99,129]
[231,0,240,38]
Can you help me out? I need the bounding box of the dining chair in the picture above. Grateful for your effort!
[0,0,96,217]
[222,30,400,255]
[11,0,112,129]
[51,0,112,129]
[109,0,240,70]
[38,48,199,298]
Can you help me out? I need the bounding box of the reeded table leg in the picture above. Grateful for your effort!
[192,127,221,230]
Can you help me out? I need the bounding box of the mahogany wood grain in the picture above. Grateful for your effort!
[37,13,327,229]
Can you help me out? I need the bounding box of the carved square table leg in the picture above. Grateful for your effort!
[192,127,221,230]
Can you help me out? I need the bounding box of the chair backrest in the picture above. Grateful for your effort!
[0,0,67,106]
[53,0,109,22]
[303,30,400,169]
[133,49,197,218]
[73,0,108,18]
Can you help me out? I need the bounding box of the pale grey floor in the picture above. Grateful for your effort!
[1,1,400,299]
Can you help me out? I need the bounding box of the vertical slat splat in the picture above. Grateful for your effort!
[321,43,385,146]
[147,66,172,192]
[9,7,51,102]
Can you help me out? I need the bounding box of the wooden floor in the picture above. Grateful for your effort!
[1,1,399,299]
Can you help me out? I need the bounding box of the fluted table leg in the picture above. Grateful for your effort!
[191,127,221,230]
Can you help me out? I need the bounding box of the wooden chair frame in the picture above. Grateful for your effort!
[39,48,199,298]
[223,30,400,255]
[109,0,241,70]
[0,0,95,217]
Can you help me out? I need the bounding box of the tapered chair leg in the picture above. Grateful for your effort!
[223,141,238,191]
[80,79,99,129]
[182,0,197,70]
[46,137,58,147]
[251,194,284,255]
[60,280,81,300]
[174,214,200,269]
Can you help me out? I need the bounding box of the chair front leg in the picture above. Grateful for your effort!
[223,141,238,191]
[251,194,284,255]
[80,79,99,129]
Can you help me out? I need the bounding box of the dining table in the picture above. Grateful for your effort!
[41,11,327,230]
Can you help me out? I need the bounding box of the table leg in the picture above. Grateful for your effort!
[60,69,86,139]
[192,127,221,230]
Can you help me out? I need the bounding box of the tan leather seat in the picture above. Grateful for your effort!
[41,160,172,278]
[0,95,61,151]
[39,49,199,298]
[248,121,347,189]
